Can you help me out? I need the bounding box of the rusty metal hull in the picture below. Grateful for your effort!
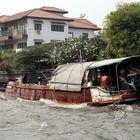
[5,83,139,105]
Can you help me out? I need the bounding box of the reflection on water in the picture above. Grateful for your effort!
[0,92,140,140]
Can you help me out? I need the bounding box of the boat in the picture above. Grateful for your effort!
[5,55,140,105]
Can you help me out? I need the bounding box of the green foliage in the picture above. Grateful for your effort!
[102,2,140,57]
[54,36,106,65]
[0,50,16,72]
[14,45,54,70]
[13,36,106,70]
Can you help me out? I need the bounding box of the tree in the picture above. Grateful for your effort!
[54,36,106,65]
[13,36,106,71]
[0,50,16,73]
[14,45,54,70]
[102,2,140,57]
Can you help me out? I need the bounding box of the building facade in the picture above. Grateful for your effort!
[0,6,101,51]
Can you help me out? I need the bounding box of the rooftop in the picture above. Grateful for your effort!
[2,8,72,23]
[0,15,10,22]
[0,6,101,30]
[69,18,101,30]
[40,6,68,14]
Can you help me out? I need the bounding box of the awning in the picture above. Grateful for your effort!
[34,39,44,42]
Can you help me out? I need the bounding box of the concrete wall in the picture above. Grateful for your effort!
[68,28,95,38]
[27,18,69,46]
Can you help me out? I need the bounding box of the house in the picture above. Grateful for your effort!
[0,6,101,51]
[68,18,100,38]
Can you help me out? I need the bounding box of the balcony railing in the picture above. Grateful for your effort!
[0,29,27,41]
[0,29,27,37]
[0,31,13,37]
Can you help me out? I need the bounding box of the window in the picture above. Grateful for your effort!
[1,27,12,36]
[34,23,42,30]
[50,40,63,43]
[17,24,26,35]
[83,33,88,38]
[51,25,64,32]
[68,32,74,38]
[34,39,43,45]
[17,42,27,49]
[35,42,42,45]
[1,44,13,50]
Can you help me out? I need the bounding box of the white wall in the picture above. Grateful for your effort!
[46,20,69,42]
[0,18,98,50]
[68,28,95,38]
[27,18,69,46]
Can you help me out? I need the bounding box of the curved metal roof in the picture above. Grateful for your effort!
[50,62,94,91]
[87,57,128,69]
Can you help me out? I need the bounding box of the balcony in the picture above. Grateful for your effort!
[0,31,13,41]
[0,29,27,41]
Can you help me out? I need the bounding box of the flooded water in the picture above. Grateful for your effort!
[0,92,140,140]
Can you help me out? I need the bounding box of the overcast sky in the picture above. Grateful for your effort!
[0,0,139,27]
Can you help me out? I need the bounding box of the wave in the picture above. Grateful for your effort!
[39,98,87,109]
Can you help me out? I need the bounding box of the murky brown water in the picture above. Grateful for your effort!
[0,92,140,140]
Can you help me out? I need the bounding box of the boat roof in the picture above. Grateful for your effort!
[50,62,94,91]
[87,57,128,69]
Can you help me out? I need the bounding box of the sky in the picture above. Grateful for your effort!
[0,0,140,27]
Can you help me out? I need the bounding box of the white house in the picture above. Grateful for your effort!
[68,18,100,38]
[0,6,101,51]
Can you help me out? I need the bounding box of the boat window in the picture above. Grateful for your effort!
[86,68,101,87]
[117,59,140,92]
[99,65,117,91]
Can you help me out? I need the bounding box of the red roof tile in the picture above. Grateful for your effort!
[2,9,72,23]
[3,9,35,22]
[40,6,68,14]
[28,9,72,21]
[0,15,10,22]
[69,19,101,30]
[0,7,100,31]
